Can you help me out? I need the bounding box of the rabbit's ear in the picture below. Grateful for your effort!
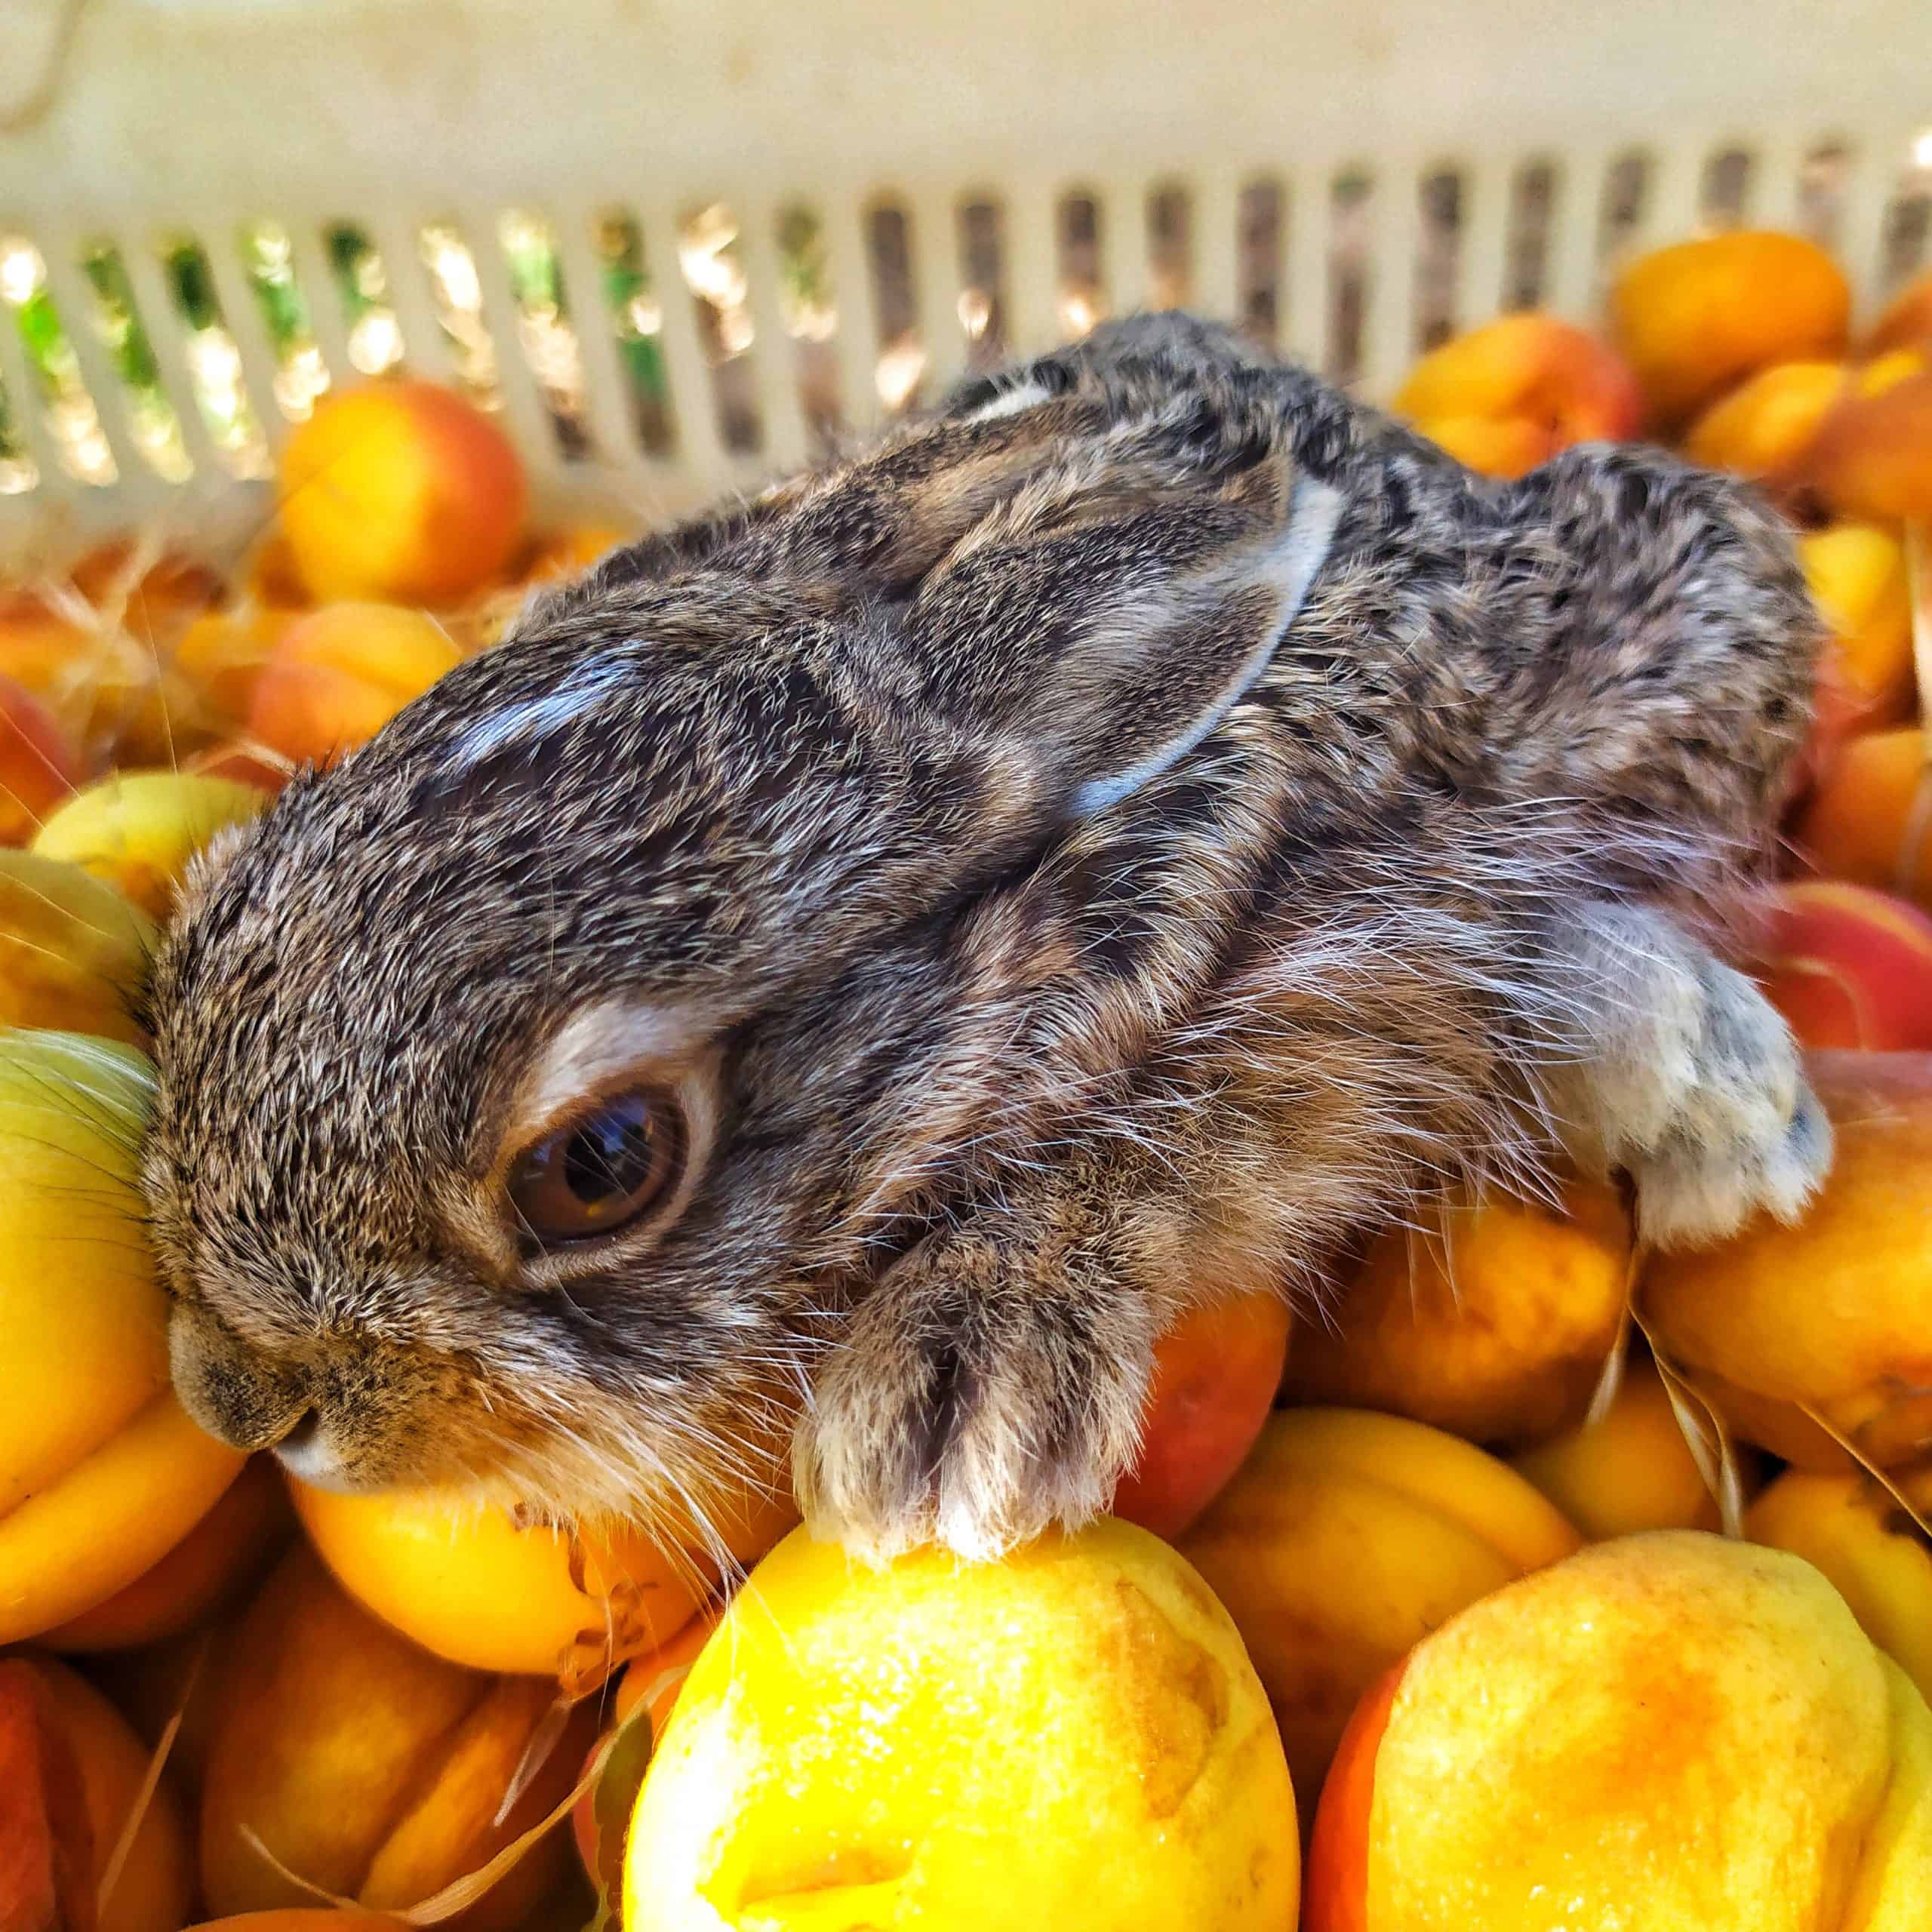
[921,463,1345,824]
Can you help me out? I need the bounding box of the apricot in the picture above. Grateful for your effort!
[1680,359,1845,479]
[1802,368,1932,523]
[290,1475,794,1687]
[1642,1050,1932,1469]
[1393,314,1642,478]
[1611,231,1850,425]
[626,1521,1299,1930]
[1757,880,1932,1051]
[1510,1352,1723,1538]
[0,672,79,844]
[0,1654,195,1932]
[522,521,631,585]
[0,851,158,1042]
[0,1029,246,1645]
[42,1455,293,1651]
[171,603,301,725]
[30,770,266,921]
[1281,1180,1632,1444]
[199,1542,593,1929]
[1865,266,1932,358]
[1176,1407,1580,1807]
[246,601,463,764]
[1795,727,1932,906]
[1305,1532,1932,1931]
[279,379,528,604]
[186,1919,406,1932]
[1799,521,1914,742]
[1747,1464,1932,1703]
[1112,1286,1291,1539]
[571,1611,718,1891]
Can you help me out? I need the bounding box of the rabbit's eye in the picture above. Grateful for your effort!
[507,1091,685,1244]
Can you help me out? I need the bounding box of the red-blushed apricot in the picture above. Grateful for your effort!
[1301,1659,1403,1932]
[1300,1533,1932,1931]
[279,380,528,604]
[1611,232,1850,424]
[1758,881,1932,1051]
[1865,266,1932,358]
[1681,359,1845,480]
[1394,315,1641,478]
[1802,369,1932,523]
[247,601,463,763]
[42,1455,293,1651]
[0,672,79,844]
[1111,1287,1292,1539]
[0,1654,196,1932]
[1793,728,1932,910]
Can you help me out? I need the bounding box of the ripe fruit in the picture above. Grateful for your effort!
[41,1455,293,1651]
[1801,368,1932,524]
[1611,232,1851,423]
[0,672,79,844]
[291,1476,793,1685]
[626,1521,1299,1930]
[1510,1353,1724,1539]
[278,380,528,605]
[0,850,158,1042]
[1112,1287,1292,1539]
[246,601,463,764]
[1281,1182,1632,1444]
[1757,881,1932,1051]
[1394,315,1643,478]
[0,1654,195,1932]
[198,1543,593,1929]
[0,1029,245,1644]
[1176,1408,1580,1807]
[1642,1050,1932,1469]
[1794,728,1932,908]
[1799,521,1914,743]
[1746,1465,1932,1703]
[1305,1531,1932,1930]
[30,770,266,920]
[1681,359,1845,479]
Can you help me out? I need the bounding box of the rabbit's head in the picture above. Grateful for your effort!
[143,358,1343,1531]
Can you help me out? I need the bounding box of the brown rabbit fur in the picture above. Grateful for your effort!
[142,313,1828,1563]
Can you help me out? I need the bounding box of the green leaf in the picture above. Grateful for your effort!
[579,1697,656,1931]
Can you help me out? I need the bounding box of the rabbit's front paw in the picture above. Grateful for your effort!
[1555,904,1832,1246]
[794,1233,1148,1564]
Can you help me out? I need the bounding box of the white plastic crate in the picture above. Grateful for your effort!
[0,0,1928,562]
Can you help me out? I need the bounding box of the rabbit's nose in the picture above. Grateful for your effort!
[168,1303,314,1453]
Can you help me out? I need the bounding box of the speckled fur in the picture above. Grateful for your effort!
[142,313,1829,1562]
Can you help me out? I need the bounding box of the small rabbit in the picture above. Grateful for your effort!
[143,313,1828,1563]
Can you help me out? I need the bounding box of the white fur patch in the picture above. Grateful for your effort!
[446,655,638,770]
[964,380,1053,424]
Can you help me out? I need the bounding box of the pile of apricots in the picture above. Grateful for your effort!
[5,226,1932,1932]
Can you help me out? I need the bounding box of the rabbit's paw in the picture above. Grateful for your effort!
[1555,904,1832,1246]
[795,1235,1147,1564]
